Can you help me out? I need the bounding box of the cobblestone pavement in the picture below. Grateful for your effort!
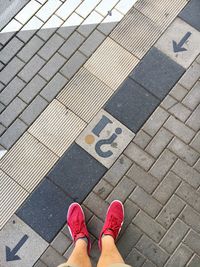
[0,0,200,267]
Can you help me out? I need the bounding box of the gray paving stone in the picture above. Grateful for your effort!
[104,78,160,133]
[51,231,71,255]
[169,83,188,101]
[38,33,65,61]
[0,77,25,105]
[103,155,132,187]
[0,102,5,114]
[20,95,48,125]
[179,0,200,31]
[186,104,200,131]
[124,143,155,171]
[87,215,103,239]
[126,248,146,267]
[145,128,173,158]
[185,230,200,257]
[122,199,140,234]
[0,123,6,136]
[127,163,159,194]
[39,53,66,81]
[63,244,73,259]
[149,149,177,181]
[117,224,142,258]
[0,37,24,64]
[40,246,66,267]
[176,182,200,213]
[34,260,48,267]
[18,55,45,83]
[179,63,200,91]
[0,118,27,149]
[60,51,87,79]
[168,137,199,166]
[196,55,200,64]
[180,206,200,234]
[40,73,68,102]
[136,235,169,266]
[182,81,200,110]
[0,56,24,85]
[142,107,169,136]
[18,35,44,62]
[165,244,193,267]
[190,132,200,153]
[161,95,178,111]
[93,179,113,200]
[168,103,191,122]
[194,159,200,173]
[19,75,46,103]
[130,47,185,100]
[0,82,4,92]
[0,97,26,127]
[59,31,85,59]
[160,218,189,254]
[142,261,156,267]
[81,205,93,223]
[153,171,181,205]
[187,254,200,267]
[157,195,185,229]
[133,210,166,242]
[107,176,136,203]
[79,29,106,57]
[0,19,22,45]
[164,116,195,144]
[172,159,200,189]
[130,187,162,218]
[133,130,152,149]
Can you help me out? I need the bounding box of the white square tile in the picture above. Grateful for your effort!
[55,0,81,20]
[36,0,62,22]
[76,109,134,168]
[76,0,101,18]
[15,0,41,24]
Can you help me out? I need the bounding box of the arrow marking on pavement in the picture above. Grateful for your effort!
[172,32,192,53]
[6,234,29,261]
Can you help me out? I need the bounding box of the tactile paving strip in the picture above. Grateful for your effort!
[57,67,113,123]
[0,170,28,229]
[0,132,59,192]
[28,99,86,157]
[84,37,139,90]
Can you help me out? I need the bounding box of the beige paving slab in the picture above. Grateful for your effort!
[155,18,200,69]
[76,109,134,168]
[0,215,48,267]
[0,171,28,229]
[28,99,86,157]
[84,37,139,90]
[0,132,59,192]
[57,67,113,123]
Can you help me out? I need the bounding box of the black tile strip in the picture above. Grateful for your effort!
[179,0,200,32]
[104,78,160,133]
[129,47,185,100]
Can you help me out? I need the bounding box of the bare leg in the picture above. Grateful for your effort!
[59,239,92,267]
[97,235,124,267]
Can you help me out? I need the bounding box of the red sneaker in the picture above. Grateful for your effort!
[99,200,124,250]
[67,203,91,255]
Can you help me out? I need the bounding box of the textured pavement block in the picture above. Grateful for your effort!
[18,55,45,83]
[17,178,73,243]
[0,37,23,64]
[0,119,27,149]
[190,132,200,153]
[40,73,68,102]
[153,171,181,205]
[18,35,44,62]
[172,159,200,189]
[0,97,26,127]
[130,47,185,100]
[184,230,200,255]
[142,261,156,267]
[20,95,48,125]
[180,206,200,234]
[126,248,145,267]
[38,33,65,61]
[127,163,159,194]
[59,31,85,59]
[47,143,107,202]
[161,95,178,110]
[0,19,22,45]
[34,260,48,267]
[133,211,166,242]
[87,215,104,239]
[122,199,140,233]
[130,187,162,218]
[165,244,193,267]
[51,231,71,255]
[179,0,200,31]
[133,130,152,149]
[182,80,200,109]
[104,78,160,133]
[168,137,199,166]
[93,179,113,200]
[15,0,41,24]
[36,0,62,22]
[124,142,155,171]
[40,246,66,266]
[179,63,200,91]
[168,102,191,122]
[0,57,24,85]
[149,149,177,181]
[170,83,188,101]
[136,235,169,267]
[186,104,200,131]
[157,195,185,229]
[160,218,189,254]
[187,255,200,267]
[19,75,46,103]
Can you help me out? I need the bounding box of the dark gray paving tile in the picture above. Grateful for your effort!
[104,78,160,133]
[17,179,73,243]
[130,47,185,100]
[47,143,107,202]
[179,0,200,31]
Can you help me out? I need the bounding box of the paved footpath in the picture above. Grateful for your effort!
[0,0,200,266]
